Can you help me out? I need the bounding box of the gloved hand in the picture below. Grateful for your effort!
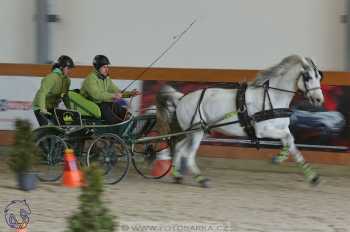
[39,109,52,117]
[130,89,141,96]
[113,91,123,100]
[114,98,128,107]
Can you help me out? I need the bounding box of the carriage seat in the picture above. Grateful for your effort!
[65,90,101,119]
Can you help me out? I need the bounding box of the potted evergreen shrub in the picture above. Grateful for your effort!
[7,119,39,191]
[66,165,117,232]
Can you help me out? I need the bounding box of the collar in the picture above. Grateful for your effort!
[53,68,63,75]
[94,69,108,80]
[52,68,68,79]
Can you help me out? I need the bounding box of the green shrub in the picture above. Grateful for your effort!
[66,165,117,232]
[8,119,39,173]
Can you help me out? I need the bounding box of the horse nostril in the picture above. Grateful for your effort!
[310,97,322,105]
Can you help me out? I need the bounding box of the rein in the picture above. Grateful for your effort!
[255,71,322,100]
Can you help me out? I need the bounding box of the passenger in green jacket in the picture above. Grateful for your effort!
[32,55,75,125]
[80,55,140,124]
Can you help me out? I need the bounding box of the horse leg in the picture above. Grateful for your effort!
[283,133,320,185]
[271,144,289,164]
[256,126,290,163]
[172,131,208,187]
[185,131,210,188]
[270,127,290,164]
[171,138,189,184]
[257,126,319,185]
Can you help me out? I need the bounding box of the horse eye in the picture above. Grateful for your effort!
[318,71,323,81]
[302,72,311,82]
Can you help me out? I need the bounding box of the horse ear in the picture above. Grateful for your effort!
[301,57,310,69]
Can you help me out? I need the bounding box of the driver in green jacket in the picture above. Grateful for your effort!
[32,55,75,125]
[80,55,140,124]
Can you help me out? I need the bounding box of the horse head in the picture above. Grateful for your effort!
[297,57,324,106]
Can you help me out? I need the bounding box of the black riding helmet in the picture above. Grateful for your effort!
[57,55,75,68]
[51,55,74,71]
[93,55,110,70]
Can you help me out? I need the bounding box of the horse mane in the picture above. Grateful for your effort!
[251,55,305,86]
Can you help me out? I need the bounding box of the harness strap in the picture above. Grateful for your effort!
[236,82,294,148]
[268,86,296,94]
[184,82,293,148]
[198,90,207,126]
[262,81,274,111]
[236,83,259,145]
[253,108,292,122]
[188,88,207,130]
[208,119,240,130]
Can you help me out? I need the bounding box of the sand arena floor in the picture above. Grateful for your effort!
[1,153,350,232]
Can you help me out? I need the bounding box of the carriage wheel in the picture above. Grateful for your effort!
[86,133,130,184]
[132,131,172,179]
[35,135,68,182]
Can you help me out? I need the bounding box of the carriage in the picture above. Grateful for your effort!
[33,91,173,184]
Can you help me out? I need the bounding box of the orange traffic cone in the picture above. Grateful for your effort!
[63,149,83,188]
[146,131,172,177]
[151,147,172,177]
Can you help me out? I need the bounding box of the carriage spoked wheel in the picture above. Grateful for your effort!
[86,133,131,184]
[35,134,68,182]
[132,131,172,179]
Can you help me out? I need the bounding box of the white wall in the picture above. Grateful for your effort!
[0,0,347,70]
[0,0,36,63]
[50,0,347,70]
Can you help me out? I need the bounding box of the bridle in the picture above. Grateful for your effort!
[299,57,323,96]
[258,58,323,99]
[254,58,323,112]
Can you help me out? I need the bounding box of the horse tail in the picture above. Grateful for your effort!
[156,85,184,134]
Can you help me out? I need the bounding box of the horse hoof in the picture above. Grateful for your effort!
[271,156,279,164]
[309,175,320,186]
[179,157,188,175]
[271,156,285,164]
[173,177,183,184]
[199,178,210,188]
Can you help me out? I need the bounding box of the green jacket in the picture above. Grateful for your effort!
[80,70,131,104]
[32,68,71,111]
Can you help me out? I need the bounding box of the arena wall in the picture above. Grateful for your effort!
[1,64,350,164]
